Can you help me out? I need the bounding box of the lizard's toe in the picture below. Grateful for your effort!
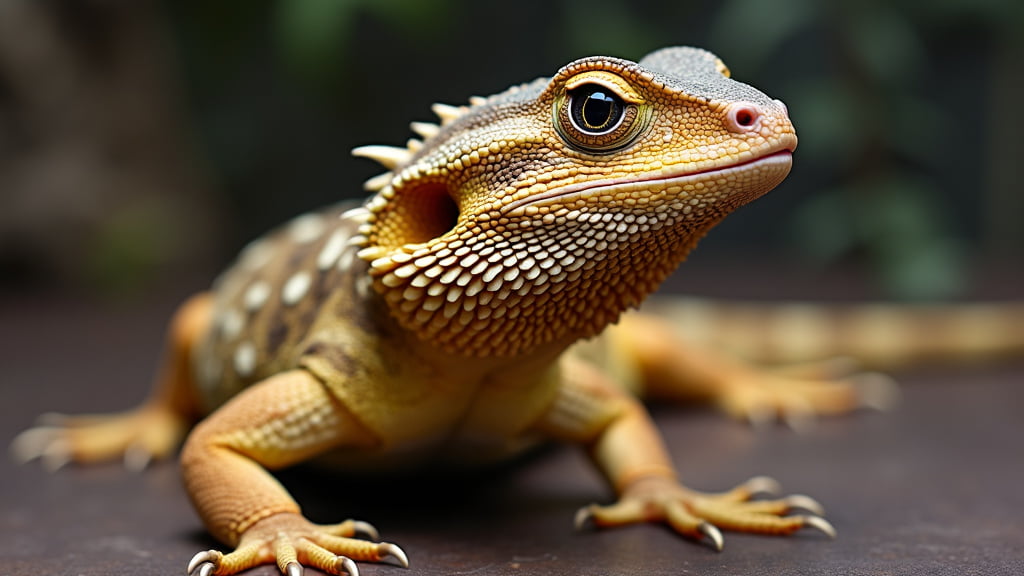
[185,514,408,576]
[10,426,72,470]
[11,405,186,469]
[717,369,899,429]
[578,475,835,551]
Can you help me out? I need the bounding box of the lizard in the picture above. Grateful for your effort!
[13,46,880,576]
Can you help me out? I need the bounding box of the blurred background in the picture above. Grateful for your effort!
[0,0,1021,301]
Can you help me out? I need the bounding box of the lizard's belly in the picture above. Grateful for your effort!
[311,430,545,474]
[310,358,562,473]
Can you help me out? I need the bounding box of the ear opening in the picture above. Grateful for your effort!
[371,182,460,250]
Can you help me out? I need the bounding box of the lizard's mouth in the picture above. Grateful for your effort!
[500,147,794,217]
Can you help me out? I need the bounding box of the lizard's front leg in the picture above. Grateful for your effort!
[181,369,408,576]
[535,355,835,550]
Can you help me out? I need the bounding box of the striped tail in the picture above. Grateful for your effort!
[644,297,1024,369]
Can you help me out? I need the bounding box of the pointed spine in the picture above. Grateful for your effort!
[352,145,411,170]
[432,103,465,125]
[362,172,393,192]
[410,122,441,139]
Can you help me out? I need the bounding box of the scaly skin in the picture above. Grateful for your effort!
[15,47,853,576]
[355,49,796,357]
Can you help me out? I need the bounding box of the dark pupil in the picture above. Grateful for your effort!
[572,87,623,133]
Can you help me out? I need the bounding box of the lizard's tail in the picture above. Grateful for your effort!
[645,297,1024,369]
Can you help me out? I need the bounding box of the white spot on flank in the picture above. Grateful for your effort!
[288,213,326,243]
[282,272,312,306]
[244,282,271,312]
[220,308,245,340]
[239,239,273,270]
[199,355,222,391]
[336,248,356,272]
[317,230,347,270]
[234,342,257,377]
[356,275,372,299]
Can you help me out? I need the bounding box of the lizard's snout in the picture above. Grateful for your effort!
[723,100,797,152]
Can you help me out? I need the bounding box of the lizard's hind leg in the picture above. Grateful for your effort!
[607,313,898,427]
[11,293,213,470]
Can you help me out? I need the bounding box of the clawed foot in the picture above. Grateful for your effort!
[188,514,408,576]
[575,475,834,551]
[10,404,186,471]
[717,360,900,429]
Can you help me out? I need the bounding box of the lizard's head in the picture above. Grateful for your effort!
[353,46,797,357]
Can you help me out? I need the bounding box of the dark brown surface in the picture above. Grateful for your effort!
[2,283,1023,576]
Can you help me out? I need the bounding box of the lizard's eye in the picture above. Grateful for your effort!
[569,86,625,134]
[555,81,649,153]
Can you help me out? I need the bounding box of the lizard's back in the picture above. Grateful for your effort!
[193,203,376,412]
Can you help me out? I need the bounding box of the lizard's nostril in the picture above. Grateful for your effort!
[725,102,761,133]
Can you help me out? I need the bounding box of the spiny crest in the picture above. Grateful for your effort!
[409,122,439,140]
[350,145,408,171]
[351,98,480,192]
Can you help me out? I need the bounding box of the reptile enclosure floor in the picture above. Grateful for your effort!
[1,266,1022,576]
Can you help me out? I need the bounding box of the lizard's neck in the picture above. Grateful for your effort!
[359,197,729,358]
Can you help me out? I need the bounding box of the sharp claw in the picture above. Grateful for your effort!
[350,520,379,541]
[378,542,409,568]
[37,412,68,426]
[187,552,207,574]
[339,557,359,576]
[784,494,825,516]
[285,560,303,576]
[9,427,55,464]
[745,404,774,429]
[854,372,901,411]
[123,443,153,472]
[573,505,595,531]
[800,515,837,539]
[42,440,72,472]
[197,563,215,576]
[743,476,781,497]
[698,521,724,551]
[187,550,220,575]
[782,399,816,432]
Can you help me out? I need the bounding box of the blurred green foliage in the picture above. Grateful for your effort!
[165,0,1023,300]
[703,0,1022,300]
[86,205,175,295]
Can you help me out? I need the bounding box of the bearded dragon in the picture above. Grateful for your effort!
[14,46,897,576]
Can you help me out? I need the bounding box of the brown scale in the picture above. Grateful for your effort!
[192,204,372,410]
